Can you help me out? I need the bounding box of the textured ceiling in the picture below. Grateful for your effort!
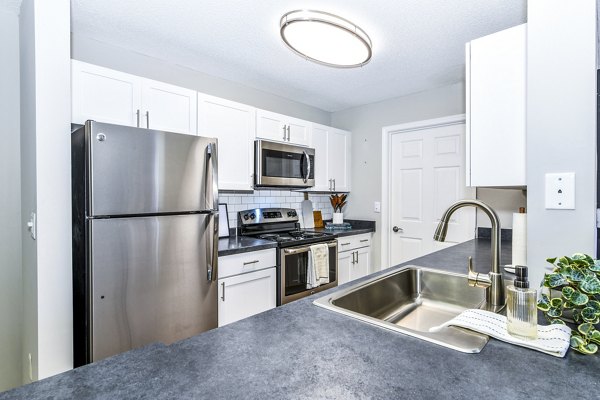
[0,0,22,14]
[71,1,526,112]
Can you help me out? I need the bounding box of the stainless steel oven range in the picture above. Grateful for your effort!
[238,208,337,305]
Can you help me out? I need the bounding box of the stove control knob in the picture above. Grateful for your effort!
[243,214,249,221]
[250,213,256,220]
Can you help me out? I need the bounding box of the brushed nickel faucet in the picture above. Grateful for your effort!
[434,199,505,312]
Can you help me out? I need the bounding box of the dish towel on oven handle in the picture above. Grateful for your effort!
[429,309,572,358]
[307,243,330,289]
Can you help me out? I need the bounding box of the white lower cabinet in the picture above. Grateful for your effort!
[337,234,372,285]
[218,267,276,327]
[217,248,277,327]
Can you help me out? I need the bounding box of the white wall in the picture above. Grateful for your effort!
[526,0,597,287]
[0,8,23,392]
[20,0,73,382]
[71,34,331,126]
[331,83,523,269]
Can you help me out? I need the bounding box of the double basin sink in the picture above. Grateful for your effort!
[314,266,490,353]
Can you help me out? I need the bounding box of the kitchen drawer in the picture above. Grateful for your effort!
[218,249,276,279]
[337,233,371,251]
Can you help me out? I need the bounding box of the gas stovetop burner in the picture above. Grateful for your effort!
[257,230,331,243]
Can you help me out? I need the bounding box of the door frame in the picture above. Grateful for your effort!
[381,114,466,270]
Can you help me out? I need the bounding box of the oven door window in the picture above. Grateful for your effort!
[284,246,337,297]
[262,149,307,179]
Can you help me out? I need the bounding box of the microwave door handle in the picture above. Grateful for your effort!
[302,150,310,183]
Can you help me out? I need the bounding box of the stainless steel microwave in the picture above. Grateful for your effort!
[254,140,315,188]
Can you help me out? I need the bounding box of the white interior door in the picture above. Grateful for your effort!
[389,122,475,266]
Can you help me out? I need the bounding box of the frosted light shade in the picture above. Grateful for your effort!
[280,10,372,68]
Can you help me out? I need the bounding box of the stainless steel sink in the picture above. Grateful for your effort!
[314,265,490,353]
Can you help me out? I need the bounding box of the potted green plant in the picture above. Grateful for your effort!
[537,253,600,354]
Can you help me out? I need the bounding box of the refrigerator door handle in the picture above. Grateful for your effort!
[207,142,219,211]
[206,211,219,282]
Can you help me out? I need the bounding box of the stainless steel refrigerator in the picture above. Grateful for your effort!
[71,121,219,367]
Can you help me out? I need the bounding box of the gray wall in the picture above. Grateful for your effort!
[0,8,23,392]
[526,0,597,287]
[331,83,467,270]
[71,34,331,125]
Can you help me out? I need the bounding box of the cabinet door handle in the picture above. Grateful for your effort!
[333,178,336,191]
[360,239,369,243]
[221,282,225,301]
[145,111,150,129]
[243,260,259,266]
[329,179,332,191]
[351,251,356,264]
[287,125,291,141]
[340,242,350,246]
[136,109,140,127]
[282,125,287,140]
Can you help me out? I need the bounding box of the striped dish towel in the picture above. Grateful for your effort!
[429,309,571,357]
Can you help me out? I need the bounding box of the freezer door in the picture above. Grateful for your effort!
[88,121,218,216]
[90,213,218,362]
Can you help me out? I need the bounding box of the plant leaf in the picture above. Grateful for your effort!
[577,342,598,355]
[587,300,600,312]
[580,274,600,294]
[550,298,563,308]
[546,273,568,288]
[550,319,566,325]
[589,330,600,344]
[547,307,562,318]
[572,253,594,264]
[546,257,558,264]
[578,322,595,336]
[562,286,576,300]
[582,307,597,322]
[567,269,587,283]
[563,301,575,309]
[573,309,583,324]
[570,334,586,349]
[590,260,600,273]
[570,291,589,306]
[537,294,551,312]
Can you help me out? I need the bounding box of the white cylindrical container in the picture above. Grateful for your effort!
[512,208,527,267]
[333,212,344,224]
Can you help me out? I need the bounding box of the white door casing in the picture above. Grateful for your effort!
[381,115,475,269]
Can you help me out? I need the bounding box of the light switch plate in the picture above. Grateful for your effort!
[374,201,381,213]
[545,173,575,209]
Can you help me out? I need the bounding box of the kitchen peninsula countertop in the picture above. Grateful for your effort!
[3,238,599,399]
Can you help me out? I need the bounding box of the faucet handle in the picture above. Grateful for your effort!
[467,256,491,289]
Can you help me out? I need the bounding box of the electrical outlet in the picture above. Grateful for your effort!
[374,201,381,213]
[545,173,575,209]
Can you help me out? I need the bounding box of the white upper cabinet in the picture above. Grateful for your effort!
[141,79,197,135]
[256,109,311,146]
[72,60,197,135]
[198,94,255,191]
[310,124,351,192]
[72,60,141,127]
[466,24,526,187]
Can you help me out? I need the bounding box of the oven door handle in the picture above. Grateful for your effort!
[283,241,337,255]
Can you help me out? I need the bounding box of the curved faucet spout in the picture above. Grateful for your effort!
[433,199,504,310]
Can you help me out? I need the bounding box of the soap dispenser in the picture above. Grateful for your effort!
[506,265,538,340]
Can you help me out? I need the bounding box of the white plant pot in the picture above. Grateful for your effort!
[333,212,344,224]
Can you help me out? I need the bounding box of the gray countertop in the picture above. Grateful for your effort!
[218,235,277,256]
[3,238,599,399]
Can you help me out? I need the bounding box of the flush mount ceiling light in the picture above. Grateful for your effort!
[280,10,372,68]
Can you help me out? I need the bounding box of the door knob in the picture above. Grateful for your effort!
[392,226,403,233]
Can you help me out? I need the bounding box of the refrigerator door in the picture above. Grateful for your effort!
[87,121,218,216]
[90,213,218,362]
